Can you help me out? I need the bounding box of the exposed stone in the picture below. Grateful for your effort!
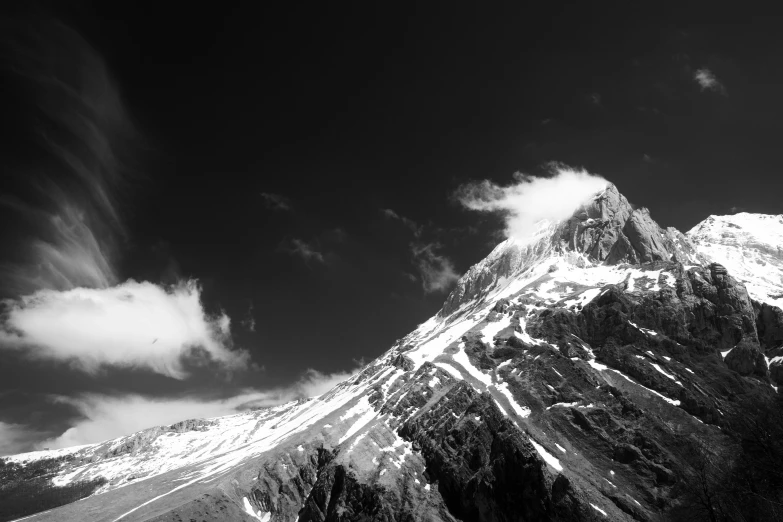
[725,340,768,377]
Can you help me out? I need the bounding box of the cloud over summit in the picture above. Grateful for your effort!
[455,165,608,242]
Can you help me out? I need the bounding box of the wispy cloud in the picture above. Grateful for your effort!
[284,238,325,264]
[0,280,249,379]
[34,367,358,452]
[259,192,292,211]
[693,68,727,95]
[1,19,135,296]
[381,208,422,236]
[411,243,460,293]
[455,164,608,242]
[382,209,460,293]
[241,301,256,332]
[278,228,347,266]
[589,92,601,105]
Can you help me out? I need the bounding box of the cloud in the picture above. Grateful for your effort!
[0,421,47,456]
[241,301,256,332]
[1,18,135,296]
[260,192,292,211]
[381,208,422,236]
[589,92,601,105]
[411,243,461,293]
[455,164,608,242]
[693,68,727,95]
[283,239,325,264]
[382,209,459,293]
[289,368,356,398]
[642,154,654,163]
[322,228,348,243]
[37,367,358,451]
[37,392,271,451]
[0,280,249,379]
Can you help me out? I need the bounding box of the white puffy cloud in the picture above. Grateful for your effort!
[455,165,608,242]
[694,68,727,95]
[37,368,357,451]
[0,279,249,379]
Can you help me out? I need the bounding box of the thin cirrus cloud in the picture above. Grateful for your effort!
[410,243,461,293]
[0,280,249,379]
[382,209,460,293]
[259,192,292,211]
[28,367,358,453]
[1,19,133,297]
[0,21,252,381]
[285,238,325,264]
[455,164,608,243]
[279,228,347,265]
[381,208,422,236]
[693,68,727,95]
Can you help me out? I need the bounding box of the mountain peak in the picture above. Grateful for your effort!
[441,184,703,315]
[558,183,696,265]
[687,212,783,309]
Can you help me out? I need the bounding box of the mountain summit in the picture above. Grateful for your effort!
[442,183,702,314]
[3,185,783,522]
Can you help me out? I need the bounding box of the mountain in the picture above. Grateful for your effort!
[686,212,783,310]
[3,184,783,522]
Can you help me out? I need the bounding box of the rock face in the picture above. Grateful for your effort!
[557,184,697,265]
[441,184,705,316]
[3,185,783,522]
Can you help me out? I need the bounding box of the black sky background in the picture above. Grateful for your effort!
[1,1,783,448]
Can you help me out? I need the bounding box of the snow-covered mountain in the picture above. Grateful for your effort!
[3,185,783,522]
[687,212,783,310]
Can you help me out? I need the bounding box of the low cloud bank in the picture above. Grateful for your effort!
[0,421,47,456]
[35,367,357,451]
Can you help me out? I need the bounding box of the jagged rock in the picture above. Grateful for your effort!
[398,386,590,521]
[168,419,214,433]
[391,353,415,371]
[440,184,705,315]
[753,300,783,350]
[769,360,783,386]
[613,443,644,464]
[724,340,768,377]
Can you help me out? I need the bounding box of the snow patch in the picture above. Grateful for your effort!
[243,497,271,522]
[590,503,608,516]
[529,439,563,472]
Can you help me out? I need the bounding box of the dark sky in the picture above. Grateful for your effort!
[1,2,782,453]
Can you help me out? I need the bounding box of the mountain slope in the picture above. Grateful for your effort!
[3,185,783,522]
[687,212,783,310]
